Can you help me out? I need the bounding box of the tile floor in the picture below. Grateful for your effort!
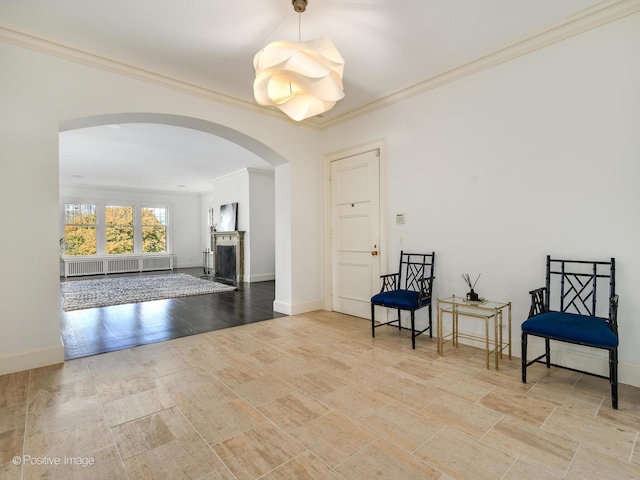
[2,311,640,479]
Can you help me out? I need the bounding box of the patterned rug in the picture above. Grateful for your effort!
[61,273,236,311]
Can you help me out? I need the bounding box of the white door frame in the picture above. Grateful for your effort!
[323,138,388,312]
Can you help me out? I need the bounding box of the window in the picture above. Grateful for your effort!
[142,207,167,253]
[61,201,170,257]
[64,203,97,255]
[106,205,134,254]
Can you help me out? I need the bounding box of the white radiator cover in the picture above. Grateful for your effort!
[63,255,173,277]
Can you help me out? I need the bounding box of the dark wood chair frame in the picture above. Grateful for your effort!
[521,255,619,408]
[371,251,435,349]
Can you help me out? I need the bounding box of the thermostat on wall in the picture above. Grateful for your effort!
[396,213,405,224]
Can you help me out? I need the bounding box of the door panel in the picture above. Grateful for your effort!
[331,149,380,318]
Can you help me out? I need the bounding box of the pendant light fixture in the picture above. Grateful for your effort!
[253,0,345,121]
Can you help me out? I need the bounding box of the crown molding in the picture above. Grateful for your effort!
[316,0,640,128]
[2,0,639,130]
[0,22,297,123]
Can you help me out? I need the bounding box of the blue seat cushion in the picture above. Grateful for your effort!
[522,312,618,349]
[371,289,430,310]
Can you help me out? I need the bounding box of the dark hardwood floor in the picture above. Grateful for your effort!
[60,267,285,360]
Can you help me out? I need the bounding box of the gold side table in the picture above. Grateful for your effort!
[437,295,511,370]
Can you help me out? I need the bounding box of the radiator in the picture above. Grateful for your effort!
[63,255,173,277]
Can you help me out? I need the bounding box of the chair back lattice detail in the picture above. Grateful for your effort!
[546,256,615,319]
[399,252,434,297]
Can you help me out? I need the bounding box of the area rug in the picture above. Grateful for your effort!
[61,273,236,311]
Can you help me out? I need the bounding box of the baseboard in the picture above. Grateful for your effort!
[0,338,65,375]
[273,299,323,316]
[248,273,275,283]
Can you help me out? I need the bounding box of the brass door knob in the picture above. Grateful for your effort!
[371,250,378,256]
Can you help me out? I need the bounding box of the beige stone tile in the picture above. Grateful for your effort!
[85,349,147,380]
[0,404,26,435]
[377,377,447,410]
[29,360,89,390]
[213,422,305,480]
[102,388,174,427]
[262,356,317,381]
[290,412,377,467]
[415,426,515,480]
[211,359,268,388]
[176,340,239,369]
[92,372,158,404]
[22,445,127,480]
[420,394,502,438]
[188,398,265,446]
[542,407,636,462]
[125,432,222,480]
[27,397,105,435]
[568,446,640,479]
[196,466,237,480]
[483,415,578,477]
[247,345,290,366]
[336,439,441,480]
[258,390,329,432]
[526,382,603,416]
[472,368,533,394]
[0,460,22,480]
[206,329,268,354]
[131,345,195,377]
[288,371,348,398]
[261,451,341,480]
[0,371,29,409]
[387,358,439,383]
[28,380,96,413]
[479,387,556,426]
[361,402,443,452]
[231,374,295,406]
[0,428,24,465]
[502,460,563,480]
[427,371,495,402]
[110,407,193,459]
[319,385,389,421]
[167,378,238,416]
[25,420,113,460]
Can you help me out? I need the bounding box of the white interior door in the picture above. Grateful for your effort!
[331,149,380,318]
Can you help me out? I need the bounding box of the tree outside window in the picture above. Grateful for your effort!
[142,207,167,253]
[106,205,134,254]
[64,203,97,255]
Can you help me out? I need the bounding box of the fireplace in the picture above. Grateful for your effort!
[211,231,244,286]
[215,245,236,285]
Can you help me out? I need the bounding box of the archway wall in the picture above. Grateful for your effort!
[0,42,325,374]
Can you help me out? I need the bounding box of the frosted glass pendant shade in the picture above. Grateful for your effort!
[253,35,345,121]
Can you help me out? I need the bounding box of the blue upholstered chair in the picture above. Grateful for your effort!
[371,251,435,349]
[521,256,619,408]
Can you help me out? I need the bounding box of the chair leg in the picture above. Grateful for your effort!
[610,348,619,409]
[411,311,416,349]
[371,304,375,338]
[521,331,527,383]
[545,338,551,368]
[428,303,433,338]
[397,309,402,331]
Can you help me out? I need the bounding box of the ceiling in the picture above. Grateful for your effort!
[0,0,611,193]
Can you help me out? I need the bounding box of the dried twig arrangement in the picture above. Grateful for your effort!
[461,273,481,290]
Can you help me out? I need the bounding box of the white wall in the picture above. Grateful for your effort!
[248,169,276,282]
[322,13,640,385]
[60,185,202,268]
[0,41,324,375]
[201,168,276,282]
